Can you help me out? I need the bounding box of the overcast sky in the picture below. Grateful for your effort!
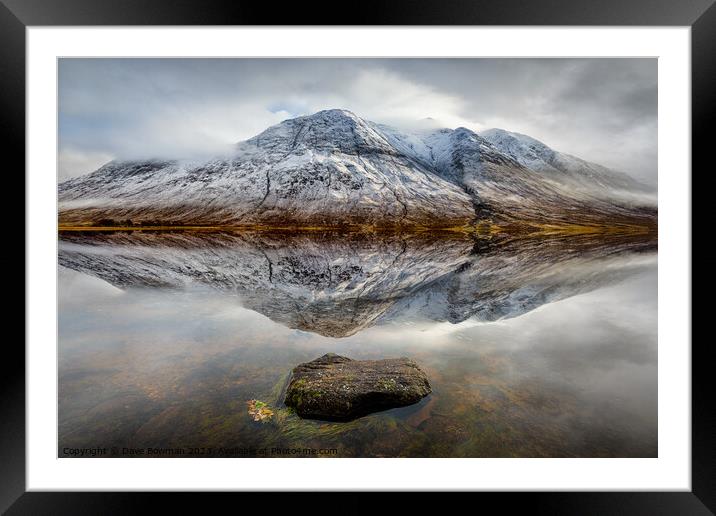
[58,58,657,186]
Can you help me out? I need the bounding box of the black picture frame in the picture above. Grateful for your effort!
[4,0,712,513]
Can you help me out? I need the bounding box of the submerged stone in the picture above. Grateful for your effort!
[284,353,431,421]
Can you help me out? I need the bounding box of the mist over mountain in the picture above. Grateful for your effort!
[59,109,656,229]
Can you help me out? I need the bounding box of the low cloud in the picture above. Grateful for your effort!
[59,147,114,181]
[59,58,657,185]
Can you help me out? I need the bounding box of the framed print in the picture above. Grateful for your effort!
[6,0,713,512]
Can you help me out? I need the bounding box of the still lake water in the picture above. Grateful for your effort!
[58,230,657,457]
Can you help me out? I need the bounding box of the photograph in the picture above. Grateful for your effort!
[57,57,658,459]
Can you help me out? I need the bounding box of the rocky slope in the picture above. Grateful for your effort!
[59,109,656,229]
[59,110,476,228]
[377,123,656,226]
[479,128,652,196]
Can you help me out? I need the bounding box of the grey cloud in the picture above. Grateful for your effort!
[59,58,657,185]
[381,59,657,184]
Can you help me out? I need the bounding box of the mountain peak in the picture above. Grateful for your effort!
[307,108,360,120]
[247,108,393,155]
[480,127,548,148]
[480,127,557,164]
[274,108,363,129]
[59,109,655,229]
[452,126,480,139]
[479,127,648,193]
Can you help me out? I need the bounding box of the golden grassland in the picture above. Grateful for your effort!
[522,223,656,237]
[58,220,657,237]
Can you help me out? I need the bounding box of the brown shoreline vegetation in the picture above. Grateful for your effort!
[57,219,657,238]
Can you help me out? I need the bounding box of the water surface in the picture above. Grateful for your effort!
[58,230,657,457]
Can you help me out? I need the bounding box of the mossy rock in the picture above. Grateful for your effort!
[284,353,431,421]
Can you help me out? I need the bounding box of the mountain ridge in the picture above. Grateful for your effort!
[59,109,656,229]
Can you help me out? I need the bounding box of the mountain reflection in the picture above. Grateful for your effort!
[58,230,656,338]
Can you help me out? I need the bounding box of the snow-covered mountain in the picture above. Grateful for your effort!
[59,109,656,228]
[376,122,656,226]
[479,128,651,195]
[58,110,475,228]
